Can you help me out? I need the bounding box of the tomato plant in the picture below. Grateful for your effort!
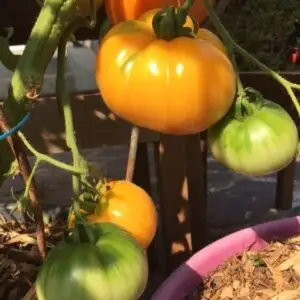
[76,0,104,16]
[208,89,299,177]
[104,0,216,25]
[95,9,236,135]
[139,9,227,54]
[36,223,148,300]
[68,180,158,248]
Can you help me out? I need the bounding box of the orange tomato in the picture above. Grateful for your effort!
[197,28,227,54]
[95,13,236,135]
[68,181,158,248]
[105,0,216,25]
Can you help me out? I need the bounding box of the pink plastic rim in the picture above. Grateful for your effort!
[152,216,300,300]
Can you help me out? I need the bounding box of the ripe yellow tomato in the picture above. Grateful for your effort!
[68,181,158,249]
[95,13,236,135]
[105,0,216,25]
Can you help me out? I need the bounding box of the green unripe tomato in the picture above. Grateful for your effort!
[208,100,298,177]
[36,223,148,300]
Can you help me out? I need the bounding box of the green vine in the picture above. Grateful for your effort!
[1,0,298,267]
[56,19,91,221]
[202,0,300,117]
[18,132,84,174]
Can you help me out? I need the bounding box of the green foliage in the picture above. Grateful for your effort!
[214,0,300,71]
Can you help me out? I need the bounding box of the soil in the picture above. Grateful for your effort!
[188,236,300,300]
[0,217,65,300]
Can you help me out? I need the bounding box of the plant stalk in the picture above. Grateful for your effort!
[181,0,195,11]
[56,20,89,220]
[0,109,46,260]
[125,126,140,182]
[18,132,83,174]
[202,0,300,116]
[3,0,77,124]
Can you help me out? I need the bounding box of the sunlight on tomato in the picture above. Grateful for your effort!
[95,13,236,135]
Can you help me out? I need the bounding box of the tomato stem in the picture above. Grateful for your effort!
[0,108,46,260]
[56,19,90,220]
[200,0,245,117]
[18,132,84,174]
[125,126,139,182]
[202,0,300,117]
[3,0,77,125]
[72,223,96,244]
[181,0,195,11]
[152,0,196,41]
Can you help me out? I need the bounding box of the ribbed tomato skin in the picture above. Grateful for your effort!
[36,223,148,300]
[208,100,298,177]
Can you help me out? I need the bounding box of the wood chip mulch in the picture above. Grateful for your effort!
[0,218,65,300]
[188,236,300,300]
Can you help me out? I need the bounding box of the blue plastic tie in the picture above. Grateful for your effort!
[0,113,31,141]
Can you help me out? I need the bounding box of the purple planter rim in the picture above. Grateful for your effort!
[152,216,300,300]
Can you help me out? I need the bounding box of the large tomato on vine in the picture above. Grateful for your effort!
[68,180,157,248]
[95,9,236,135]
[36,223,148,300]
[208,90,299,177]
[104,0,216,25]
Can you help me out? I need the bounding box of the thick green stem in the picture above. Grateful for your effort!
[56,20,89,220]
[181,0,195,10]
[153,0,197,41]
[71,223,96,244]
[202,0,300,116]
[24,159,41,199]
[18,132,83,174]
[233,43,300,115]
[4,0,77,124]
[202,0,244,93]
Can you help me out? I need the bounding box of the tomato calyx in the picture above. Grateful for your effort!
[233,87,264,121]
[152,0,198,41]
[70,223,97,244]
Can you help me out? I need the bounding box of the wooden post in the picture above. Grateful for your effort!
[275,160,296,210]
[184,133,208,253]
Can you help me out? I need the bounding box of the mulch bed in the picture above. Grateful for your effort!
[188,236,300,299]
[0,218,65,300]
